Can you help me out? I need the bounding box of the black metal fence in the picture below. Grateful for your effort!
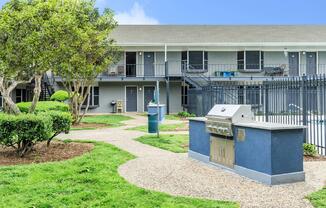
[188,75,326,155]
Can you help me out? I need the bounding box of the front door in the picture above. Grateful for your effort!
[144,52,155,77]
[126,87,137,112]
[288,52,299,76]
[306,52,317,75]
[144,86,155,111]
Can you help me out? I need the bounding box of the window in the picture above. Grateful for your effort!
[16,89,32,103]
[181,51,208,71]
[0,93,2,108]
[181,84,188,106]
[237,51,264,71]
[83,86,100,107]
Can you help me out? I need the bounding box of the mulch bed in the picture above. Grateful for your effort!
[304,155,326,162]
[0,141,94,166]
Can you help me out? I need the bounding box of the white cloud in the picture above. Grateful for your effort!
[115,2,159,25]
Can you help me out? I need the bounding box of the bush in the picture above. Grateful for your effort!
[303,143,318,156]
[0,113,52,156]
[39,111,72,146]
[177,111,196,118]
[50,90,70,102]
[17,101,69,113]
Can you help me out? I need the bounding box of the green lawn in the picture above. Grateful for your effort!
[71,115,133,130]
[136,134,189,153]
[128,123,188,132]
[307,187,326,208]
[165,114,183,120]
[0,141,238,208]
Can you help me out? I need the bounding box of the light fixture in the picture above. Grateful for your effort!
[302,51,306,55]
[284,48,288,57]
[139,87,142,91]
[139,52,142,56]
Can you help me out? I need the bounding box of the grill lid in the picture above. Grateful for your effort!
[206,104,254,123]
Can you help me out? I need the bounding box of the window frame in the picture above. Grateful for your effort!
[181,51,208,72]
[237,51,264,71]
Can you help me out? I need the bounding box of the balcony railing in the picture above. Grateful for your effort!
[94,62,326,79]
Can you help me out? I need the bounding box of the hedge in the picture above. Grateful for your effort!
[50,90,70,102]
[17,101,69,113]
[0,113,52,156]
[39,111,72,146]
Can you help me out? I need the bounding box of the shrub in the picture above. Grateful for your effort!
[39,111,72,146]
[303,143,318,156]
[177,111,196,118]
[0,113,52,156]
[50,90,70,102]
[17,101,69,113]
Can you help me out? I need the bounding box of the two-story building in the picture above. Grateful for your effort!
[34,25,326,114]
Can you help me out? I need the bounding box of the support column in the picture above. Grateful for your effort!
[164,44,170,115]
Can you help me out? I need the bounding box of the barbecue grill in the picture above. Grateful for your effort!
[206,105,254,168]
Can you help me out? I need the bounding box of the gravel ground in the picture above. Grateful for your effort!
[58,113,326,208]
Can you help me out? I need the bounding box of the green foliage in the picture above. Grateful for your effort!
[307,187,326,208]
[177,111,196,118]
[39,111,72,146]
[17,101,69,113]
[128,123,188,132]
[0,141,238,208]
[0,113,52,156]
[80,115,133,128]
[50,90,70,102]
[136,134,189,153]
[303,143,318,156]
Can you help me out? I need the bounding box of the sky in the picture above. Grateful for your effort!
[1,0,326,25]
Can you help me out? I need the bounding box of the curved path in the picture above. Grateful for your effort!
[58,114,326,208]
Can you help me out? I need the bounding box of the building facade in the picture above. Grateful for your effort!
[8,25,326,114]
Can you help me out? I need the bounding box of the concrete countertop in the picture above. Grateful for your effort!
[189,117,207,122]
[234,121,306,130]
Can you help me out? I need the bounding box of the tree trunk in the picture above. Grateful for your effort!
[29,75,43,113]
[0,77,21,115]
[3,93,21,115]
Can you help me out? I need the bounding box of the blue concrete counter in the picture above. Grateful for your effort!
[233,122,305,185]
[188,117,210,162]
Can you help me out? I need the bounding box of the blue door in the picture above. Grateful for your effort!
[126,87,137,112]
[144,86,155,111]
[288,52,299,76]
[144,52,155,77]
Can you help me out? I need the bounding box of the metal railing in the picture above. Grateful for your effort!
[188,75,326,155]
[98,62,326,79]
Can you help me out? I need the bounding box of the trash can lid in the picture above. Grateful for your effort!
[147,113,158,116]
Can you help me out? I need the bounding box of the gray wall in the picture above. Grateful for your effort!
[68,81,183,114]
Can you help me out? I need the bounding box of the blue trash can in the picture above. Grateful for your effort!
[148,113,158,133]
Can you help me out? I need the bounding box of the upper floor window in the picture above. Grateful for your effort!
[182,51,208,71]
[237,51,264,71]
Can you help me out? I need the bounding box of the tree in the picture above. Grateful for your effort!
[0,0,35,114]
[51,1,121,123]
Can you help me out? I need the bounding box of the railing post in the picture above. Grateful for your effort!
[264,81,269,122]
[302,75,308,143]
[165,61,170,115]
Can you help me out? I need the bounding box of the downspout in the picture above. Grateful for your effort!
[165,44,170,115]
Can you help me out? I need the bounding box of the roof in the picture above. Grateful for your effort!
[110,25,326,46]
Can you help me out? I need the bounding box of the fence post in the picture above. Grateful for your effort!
[264,81,269,122]
[302,75,308,143]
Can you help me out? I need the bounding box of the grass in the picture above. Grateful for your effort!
[128,123,188,132]
[307,187,326,208]
[136,134,189,153]
[165,114,183,120]
[71,114,133,130]
[0,141,238,208]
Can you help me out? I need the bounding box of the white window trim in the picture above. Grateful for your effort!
[186,51,207,71]
[241,50,263,71]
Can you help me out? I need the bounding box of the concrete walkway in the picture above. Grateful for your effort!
[58,113,326,208]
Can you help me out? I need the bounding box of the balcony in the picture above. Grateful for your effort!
[53,62,326,82]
